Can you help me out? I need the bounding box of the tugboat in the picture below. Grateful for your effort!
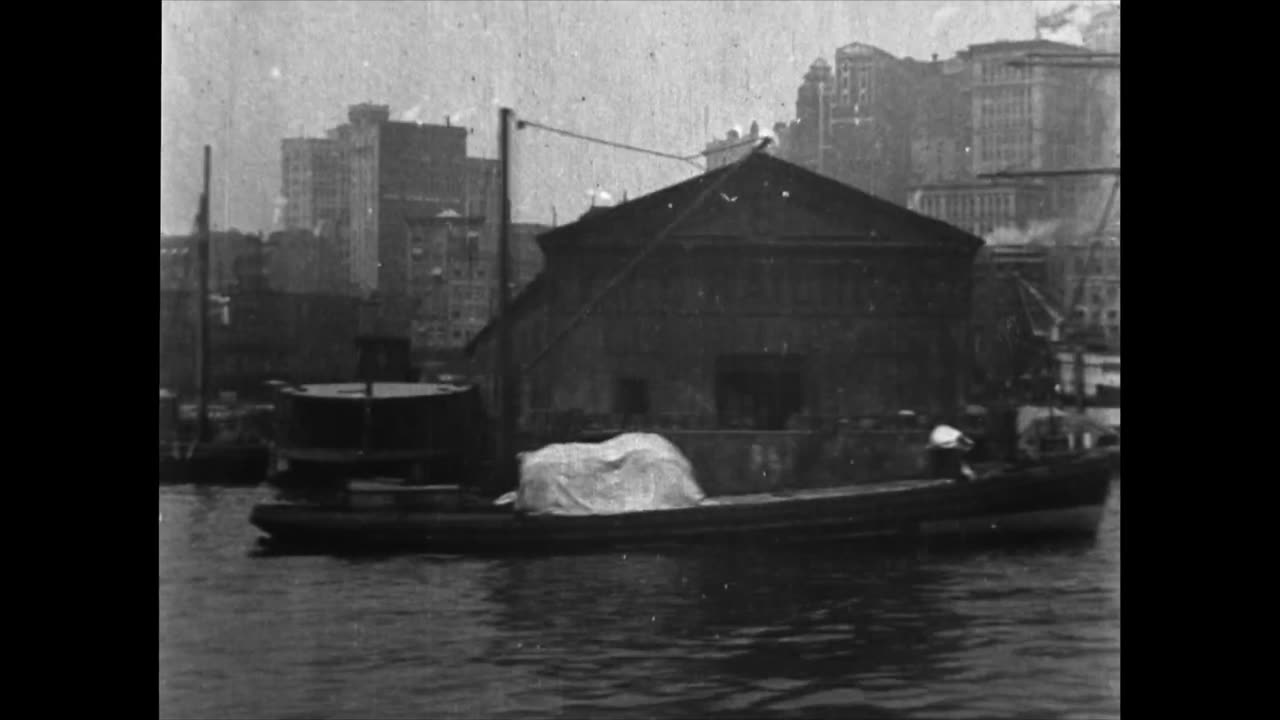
[267,336,490,490]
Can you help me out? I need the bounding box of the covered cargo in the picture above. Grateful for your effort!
[513,433,705,516]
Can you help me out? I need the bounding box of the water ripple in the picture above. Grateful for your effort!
[160,478,1120,719]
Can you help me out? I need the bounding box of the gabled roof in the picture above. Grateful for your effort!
[835,42,896,60]
[536,151,983,253]
[968,39,1088,55]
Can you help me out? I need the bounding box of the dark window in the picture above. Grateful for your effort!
[614,377,650,417]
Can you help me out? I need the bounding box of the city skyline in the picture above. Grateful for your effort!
[161,1,1115,237]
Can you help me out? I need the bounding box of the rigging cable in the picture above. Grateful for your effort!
[516,119,769,170]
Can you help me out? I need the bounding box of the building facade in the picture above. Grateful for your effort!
[968,40,1103,224]
[280,138,345,234]
[968,40,1094,177]
[468,153,982,425]
[281,104,499,302]
[465,154,983,493]
[907,180,1050,238]
[160,289,362,396]
[160,232,267,294]
[908,53,973,186]
[343,104,471,297]
[1047,237,1120,344]
[788,45,920,205]
[465,157,501,218]
[265,229,352,296]
[969,243,1056,398]
[405,213,549,352]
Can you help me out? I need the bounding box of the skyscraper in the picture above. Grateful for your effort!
[789,45,919,205]
[280,138,344,233]
[343,103,470,297]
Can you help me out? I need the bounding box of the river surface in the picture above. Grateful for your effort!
[159,478,1120,719]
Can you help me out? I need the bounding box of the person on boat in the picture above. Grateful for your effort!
[928,424,976,483]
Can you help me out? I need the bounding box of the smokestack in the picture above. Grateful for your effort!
[445,115,451,127]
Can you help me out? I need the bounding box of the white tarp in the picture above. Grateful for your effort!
[512,433,705,516]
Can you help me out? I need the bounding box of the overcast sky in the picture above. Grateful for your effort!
[160,0,1111,235]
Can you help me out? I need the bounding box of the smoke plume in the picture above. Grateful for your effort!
[1032,1,1111,45]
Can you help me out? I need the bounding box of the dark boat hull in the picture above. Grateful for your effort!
[249,454,1114,554]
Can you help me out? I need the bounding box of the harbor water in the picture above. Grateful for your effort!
[159,478,1120,719]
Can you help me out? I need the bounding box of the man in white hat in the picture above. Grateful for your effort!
[928,423,976,483]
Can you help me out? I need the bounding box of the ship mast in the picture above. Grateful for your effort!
[196,145,212,443]
[495,107,515,488]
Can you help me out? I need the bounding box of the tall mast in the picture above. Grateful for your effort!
[196,145,212,443]
[495,107,515,485]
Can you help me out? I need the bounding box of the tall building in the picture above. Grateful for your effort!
[789,58,833,174]
[280,137,348,292]
[967,40,1098,222]
[968,40,1094,176]
[908,53,973,186]
[281,107,503,301]
[280,138,344,233]
[343,103,471,298]
[788,45,919,205]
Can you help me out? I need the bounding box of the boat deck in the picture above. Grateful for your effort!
[702,478,951,506]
